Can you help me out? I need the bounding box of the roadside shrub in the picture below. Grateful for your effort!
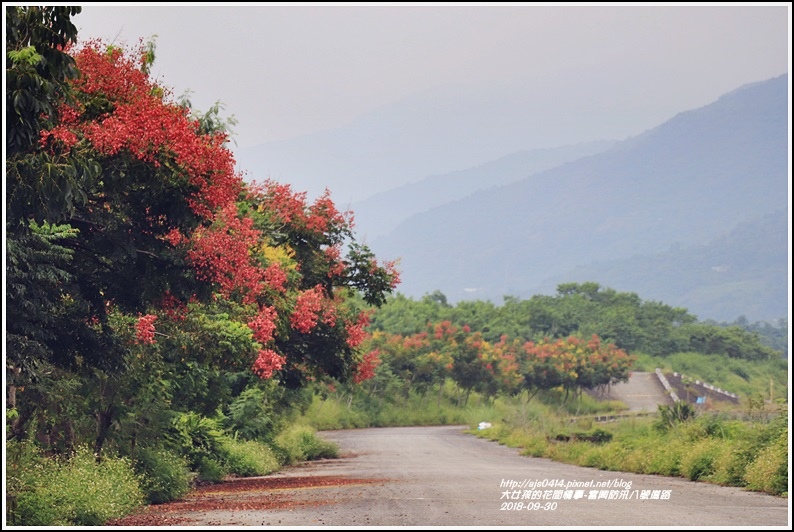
[743,428,788,496]
[595,441,635,471]
[299,394,368,430]
[709,443,750,487]
[134,447,192,504]
[6,440,53,525]
[501,428,547,458]
[488,425,520,447]
[223,438,280,477]
[679,438,722,481]
[621,438,656,474]
[196,456,227,483]
[579,446,608,469]
[168,412,231,470]
[13,446,143,526]
[518,437,549,458]
[654,401,697,432]
[547,440,592,464]
[644,438,683,476]
[274,424,339,465]
[222,386,275,440]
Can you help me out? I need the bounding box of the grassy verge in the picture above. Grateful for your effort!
[6,424,340,526]
[471,402,788,497]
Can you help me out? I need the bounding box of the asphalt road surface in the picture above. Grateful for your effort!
[161,425,790,527]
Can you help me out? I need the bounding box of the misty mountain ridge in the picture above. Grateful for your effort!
[233,77,672,205]
[531,209,788,323]
[367,74,788,322]
[351,139,618,241]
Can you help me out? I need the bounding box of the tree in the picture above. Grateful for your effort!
[6,16,400,457]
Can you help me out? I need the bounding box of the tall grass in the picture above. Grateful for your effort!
[474,402,788,497]
[7,442,144,526]
[296,382,528,431]
[273,424,340,465]
[222,438,281,477]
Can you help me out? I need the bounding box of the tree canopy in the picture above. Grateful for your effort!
[6,6,399,454]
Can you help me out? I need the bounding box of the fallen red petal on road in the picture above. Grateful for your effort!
[106,475,387,526]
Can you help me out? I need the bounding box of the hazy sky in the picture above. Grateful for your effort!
[71,3,790,150]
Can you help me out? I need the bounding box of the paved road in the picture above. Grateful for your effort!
[175,425,790,527]
[606,371,673,412]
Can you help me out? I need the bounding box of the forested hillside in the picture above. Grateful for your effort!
[532,209,788,322]
[370,74,788,323]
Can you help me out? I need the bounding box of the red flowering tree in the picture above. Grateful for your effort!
[9,30,400,420]
[521,334,635,401]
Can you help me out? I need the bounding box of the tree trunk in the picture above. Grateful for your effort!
[94,406,115,462]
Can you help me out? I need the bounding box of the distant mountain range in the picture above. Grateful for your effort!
[364,74,789,322]
[532,209,788,322]
[233,79,665,205]
[350,140,618,241]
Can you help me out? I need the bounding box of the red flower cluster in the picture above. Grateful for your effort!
[164,228,186,247]
[383,260,401,290]
[305,190,352,234]
[256,181,308,225]
[253,181,353,237]
[40,40,243,219]
[324,245,346,279]
[188,204,265,304]
[289,285,336,333]
[36,40,399,387]
[135,314,158,345]
[159,292,188,322]
[248,306,278,345]
[251,348,286,379]
[433,320,458,340]
[353,349,380,384]
[345,310,372,348]
[263,262,288,293]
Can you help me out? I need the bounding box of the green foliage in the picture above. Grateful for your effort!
[683,323,780,360]
[196,456,227,484]
[6,439,49,523]
[5,6,81,156]
[222,438,280,477]
[8,444,143,526]
[221,384,276,440]
[373,284,780,361]
[369,292,453,336]
[274,424,339,465]
[179,93,239,140]
[6,221,77,376]
[644,439,684,476]
[299,392,370,430]
[167,412,230,471]
[721,316,788,356]
[679,438,723,481]
[474,395,788,497]
[133,447,192,504]
[743,427,788,496]
[655,401,698,431]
